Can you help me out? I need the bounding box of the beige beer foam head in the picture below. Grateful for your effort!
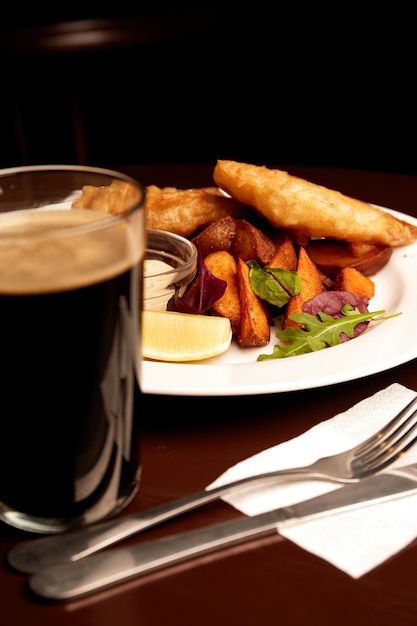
[0,208,144,294]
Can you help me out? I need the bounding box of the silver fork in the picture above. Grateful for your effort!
[8,395,417,574]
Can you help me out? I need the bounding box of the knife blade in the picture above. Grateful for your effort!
[29,463,417,600]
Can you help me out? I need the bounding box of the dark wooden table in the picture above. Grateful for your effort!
[2,163,417,625]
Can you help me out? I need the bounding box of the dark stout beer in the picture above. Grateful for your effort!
[0,208,144,531]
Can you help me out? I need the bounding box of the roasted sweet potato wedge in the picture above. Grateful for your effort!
[268,234,298,270]
[304,240,393,278]
[204,251,241,334]
[333,266,375,300]
[229,219,276,265]
[236,258,270,347]
[284,246,325,329]
[191,215,237,258]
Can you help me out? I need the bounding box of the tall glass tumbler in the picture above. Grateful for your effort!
[0,165,146,534]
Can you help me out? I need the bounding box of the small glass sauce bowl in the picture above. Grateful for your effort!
[144,229,198,311]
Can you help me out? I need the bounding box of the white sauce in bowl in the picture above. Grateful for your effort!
[144,258,189,310]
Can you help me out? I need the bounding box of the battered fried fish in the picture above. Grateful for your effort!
[71,180,141,215]
[145,185,250,237]
[213,160,417,246]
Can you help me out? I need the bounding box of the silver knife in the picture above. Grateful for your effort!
[28,463,417,601]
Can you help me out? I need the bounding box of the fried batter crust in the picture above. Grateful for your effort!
[71,180,141,215]
[213,160,417,246]
[144,186,249,237]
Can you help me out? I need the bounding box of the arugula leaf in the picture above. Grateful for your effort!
[257,305,401,360]
[248,260,301,308]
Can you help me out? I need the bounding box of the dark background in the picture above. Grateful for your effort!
[1,3,416,175]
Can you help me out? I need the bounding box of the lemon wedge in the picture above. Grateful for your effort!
[142,310,233,362]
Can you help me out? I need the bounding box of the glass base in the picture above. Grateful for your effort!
[0,478,140,535]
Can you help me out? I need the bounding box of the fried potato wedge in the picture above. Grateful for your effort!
[213,160,417,246]
[334,266,375,300]
[304,240,393,278]
[204,251,241,334]
[236,258,270,347]
[268,233,298,270]
[229,219,276,265]
[192,216,237,258]
[284,247,325,329]
[145,185,249,237]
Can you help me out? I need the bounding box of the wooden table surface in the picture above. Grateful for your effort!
[2,162,417,625]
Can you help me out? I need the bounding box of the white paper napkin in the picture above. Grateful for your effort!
[206,383,417,578]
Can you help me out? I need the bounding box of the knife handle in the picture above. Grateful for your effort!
[29,511,282,601]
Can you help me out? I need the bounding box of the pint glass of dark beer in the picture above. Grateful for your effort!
[0,165,145,533]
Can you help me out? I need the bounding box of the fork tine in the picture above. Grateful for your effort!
[363,427,417,473]
[356,407,417,471]
[354,396,417,456]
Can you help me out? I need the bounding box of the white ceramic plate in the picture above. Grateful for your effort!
[141,206,417,396]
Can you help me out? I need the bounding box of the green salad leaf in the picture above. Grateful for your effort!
[258,305,401,360]
[248,260,301,308]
